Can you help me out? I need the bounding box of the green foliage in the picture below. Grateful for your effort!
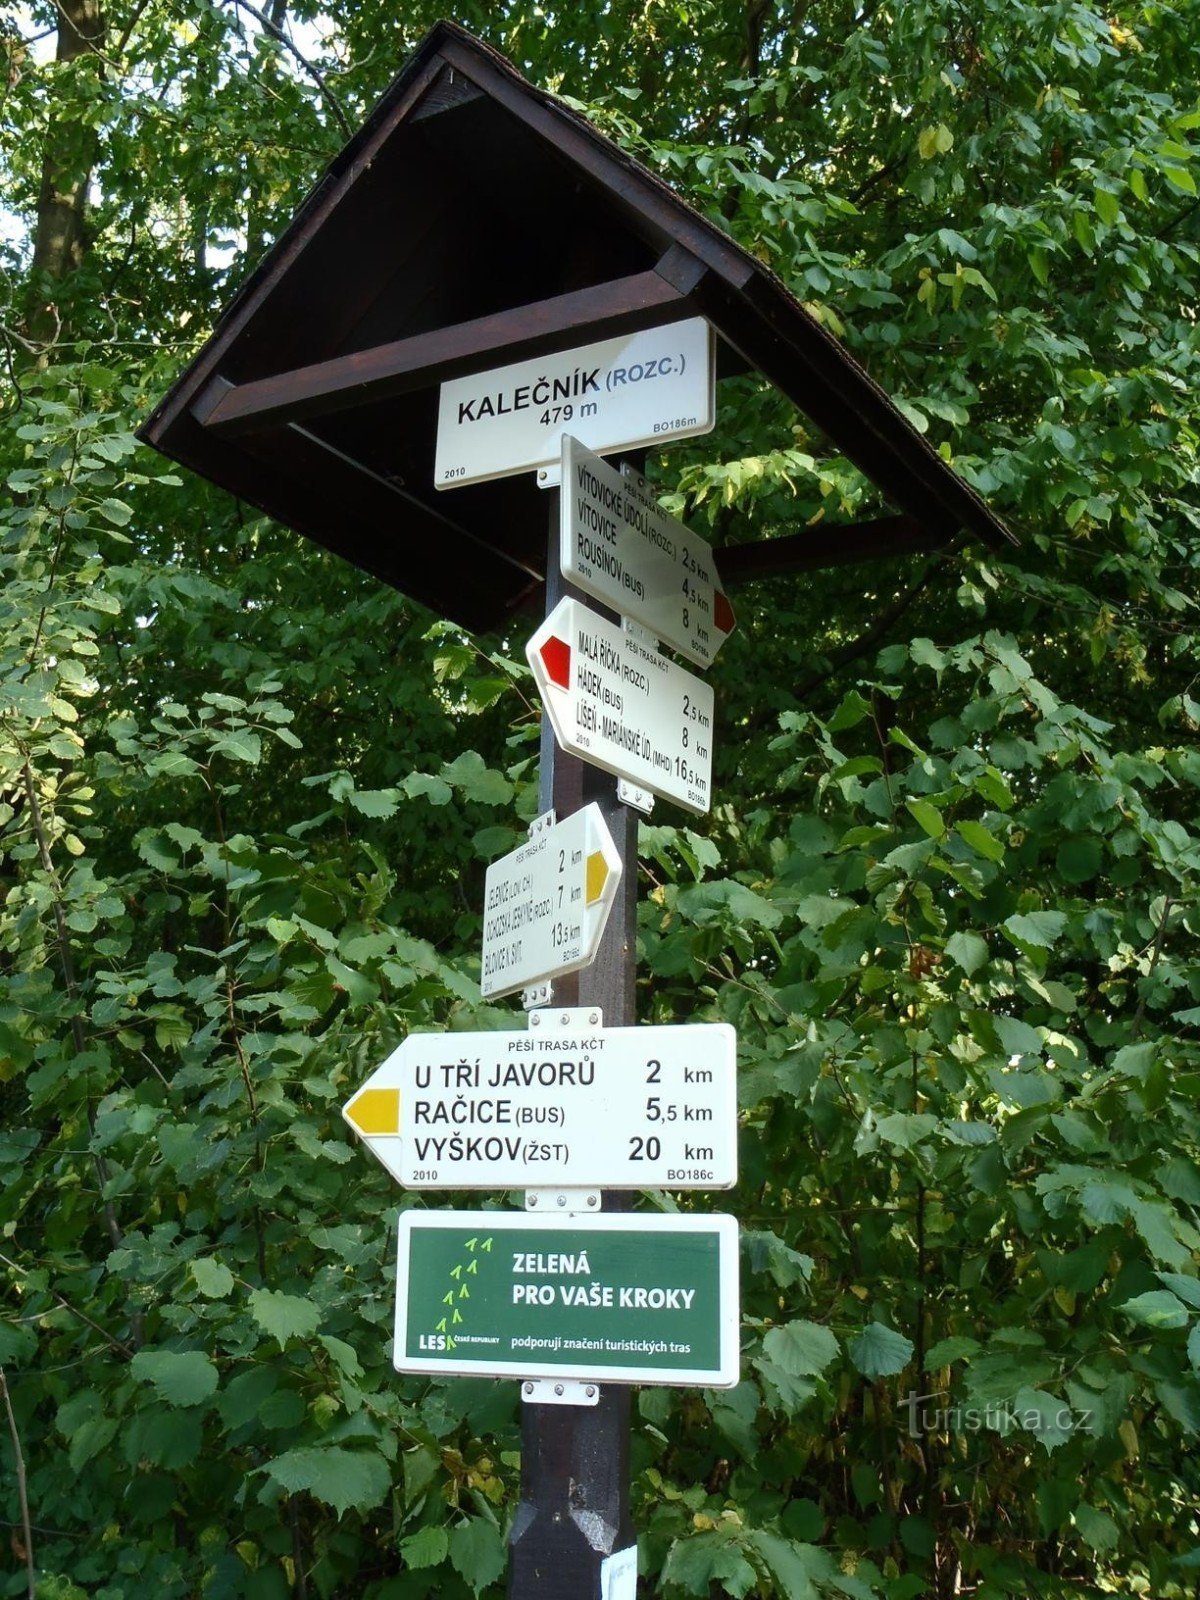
[3,1,1200,1597]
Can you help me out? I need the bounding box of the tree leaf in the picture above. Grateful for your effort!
[906,797,945,838]
[955,820,1004,862]
[399,1525,448,1569]
[130,1349,219,1408]
[347,788,400,818]
[662,1533,757,1597]
[848,1322,914,1378]
[1073,1503,1120,1552]
[1118,1290,1188,1330]
[248,1288,321,1347]
[264,1446,391,1517]
[945,930,989,975]
[1004,911,1067,949]
[447,1516,506,1593]
[760,1319,840,1376]
[191,1257,234,1298]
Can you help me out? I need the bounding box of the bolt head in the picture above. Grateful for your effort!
[587,1195,597,1206]
[560,1012,570,1024]
[528,1195,538,1206]
[557,1195,566,1207]
[589,1012,598,1024]
[554,1384,564,1396]
[586,1386,596,1398]
[524,1383,534,1394]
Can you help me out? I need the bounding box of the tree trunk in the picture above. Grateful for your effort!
[26,0,106,345]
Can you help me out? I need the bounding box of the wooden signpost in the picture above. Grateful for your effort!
[139,23,1017,1598]
[338,408,735,1595]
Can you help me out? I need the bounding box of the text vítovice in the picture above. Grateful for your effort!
[560,434,735,669]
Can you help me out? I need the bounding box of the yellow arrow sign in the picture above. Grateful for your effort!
[343,1087,400,1136]
[586,850,610,905]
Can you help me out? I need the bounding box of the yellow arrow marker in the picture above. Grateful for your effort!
[450,1264,462,1280]
[466,1237,477,1251]
[458,1285,470,1300]
[436,1318,446,1333]
[466,1259,478,1276]
[586,850,610,905]
[344,1087,400,1136]
[446,1335,456,1351]
[481,1237,493,1252]
[442,1290,454,1306]
[452,1308,463,1325]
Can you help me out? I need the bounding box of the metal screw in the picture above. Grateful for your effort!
[554,1384,564,1397]
[528,1195,538,1207]
[531,1012,541,1026]
[538,469,547,481]
[524,1383,534,1395]
[587,1195,597,1207]
[589,1012,598,1024]
[557,1195,567,1207]
[585,1386,596,1398]
[560,1012,570,1024]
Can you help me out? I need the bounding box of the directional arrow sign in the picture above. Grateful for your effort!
[527,597,714,814]
[480,804,622,999]
[395,1210,740,1387]
[341,1011,737,1189]
[561,435,735,668]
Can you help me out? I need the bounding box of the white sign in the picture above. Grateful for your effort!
[434,318,714,489]
[527,597,714,814]
[601,1548,639,1600]
[480,804,622,999]
[561,435,735,668]
[342,1012,738,1190]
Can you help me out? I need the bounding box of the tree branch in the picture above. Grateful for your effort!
[0,1367,36,1598]
[793,549,956,704]
[219,0,351,137]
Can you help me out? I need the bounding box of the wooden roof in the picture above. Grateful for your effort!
[139,20,1016,634]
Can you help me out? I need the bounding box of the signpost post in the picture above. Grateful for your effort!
[500,476,654,1599]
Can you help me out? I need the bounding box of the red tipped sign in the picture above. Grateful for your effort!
[560,436,735,669]
[528,596,714,813]
[539,633,571,690]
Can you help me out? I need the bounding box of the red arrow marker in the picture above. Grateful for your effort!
[713,590,736,636]
[539,634,571,689]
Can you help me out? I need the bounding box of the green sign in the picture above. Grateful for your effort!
[394,1210,739,1387]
